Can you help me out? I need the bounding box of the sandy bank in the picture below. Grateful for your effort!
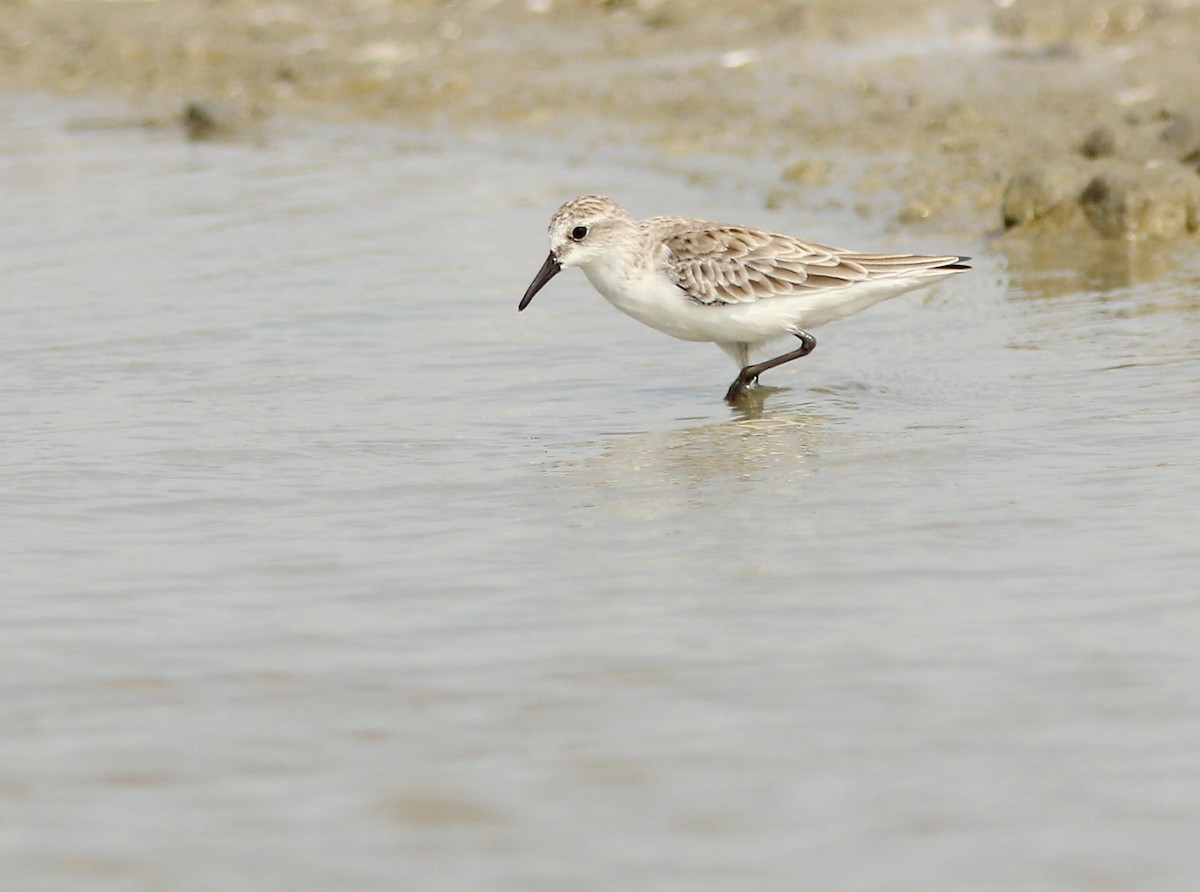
[3,0,1199,241]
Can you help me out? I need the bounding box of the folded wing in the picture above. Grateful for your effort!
[662,224,967,306]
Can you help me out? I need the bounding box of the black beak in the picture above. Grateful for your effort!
[518,253,561,311]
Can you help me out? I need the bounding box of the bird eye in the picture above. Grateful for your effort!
[570,225,588,241]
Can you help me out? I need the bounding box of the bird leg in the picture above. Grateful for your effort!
[724,331,817,401]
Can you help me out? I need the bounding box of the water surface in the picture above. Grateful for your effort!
[3,93,1199,891]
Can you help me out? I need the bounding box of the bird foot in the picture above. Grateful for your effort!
[724,371,759,402]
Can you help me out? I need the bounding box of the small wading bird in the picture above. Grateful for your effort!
[519,195,969,401]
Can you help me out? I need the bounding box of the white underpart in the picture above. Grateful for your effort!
[577,250,960,362]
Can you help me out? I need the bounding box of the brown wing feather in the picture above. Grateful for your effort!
[662,224,964,306]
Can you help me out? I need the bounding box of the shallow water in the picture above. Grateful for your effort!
[3,92,1200,891]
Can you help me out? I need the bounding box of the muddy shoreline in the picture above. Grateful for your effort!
[3,0,1199,241]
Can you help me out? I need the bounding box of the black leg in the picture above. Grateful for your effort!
[724,331,817,401]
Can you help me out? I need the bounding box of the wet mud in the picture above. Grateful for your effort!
[3,0,1200,244]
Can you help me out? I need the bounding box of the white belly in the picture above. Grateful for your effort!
[582,262,950,346]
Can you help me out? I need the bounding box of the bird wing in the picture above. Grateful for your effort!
[660,223,965,306]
